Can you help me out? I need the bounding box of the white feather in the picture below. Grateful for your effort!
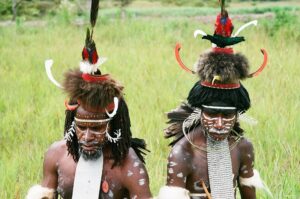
[233,20,258,37]
[79,57,107,74]
[194,29,207,38]
[45,59,63,89]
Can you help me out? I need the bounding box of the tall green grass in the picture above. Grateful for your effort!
[0,15,299,198]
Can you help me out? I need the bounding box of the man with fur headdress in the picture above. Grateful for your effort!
[26,1,152,198]
[157,1,270,198]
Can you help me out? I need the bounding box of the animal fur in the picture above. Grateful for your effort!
[196,51,249,83]
[63,69,123,109]
[26,185,55,199]
[156,186,190,199]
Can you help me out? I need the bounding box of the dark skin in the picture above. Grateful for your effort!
[166,110,256,199]
[41,106,152,199]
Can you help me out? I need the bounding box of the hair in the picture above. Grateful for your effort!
[187,81,251,112]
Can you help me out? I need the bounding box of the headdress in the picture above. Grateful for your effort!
[44,0,147,165]
[174,0,268,112]
[165,0,268,141]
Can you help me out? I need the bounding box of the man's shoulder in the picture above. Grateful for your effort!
[121,147,143,166]
[45,139,67,157]
[237,137,254,151]
[168,137,193,164]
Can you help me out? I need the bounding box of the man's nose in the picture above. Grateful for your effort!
[83,128,94,142]
[214,117,224,129]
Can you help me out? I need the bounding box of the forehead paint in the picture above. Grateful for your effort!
[138,179,145,186]
[202,112,236,121]
[127,170,133,177]
[75,117,111,124]
[168,168,174,174]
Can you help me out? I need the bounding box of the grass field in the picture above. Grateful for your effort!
[0,5,300,199]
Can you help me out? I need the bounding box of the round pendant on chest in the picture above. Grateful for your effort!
[101,180,109,193]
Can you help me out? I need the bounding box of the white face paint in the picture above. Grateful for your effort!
[201,110,237,141]
[202,112,236,135]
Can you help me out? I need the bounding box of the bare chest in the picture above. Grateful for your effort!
[56,156,129,199]
[186,146,240,195]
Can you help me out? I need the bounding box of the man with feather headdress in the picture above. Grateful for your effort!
[157,1,270,199]
[25,1,152,198]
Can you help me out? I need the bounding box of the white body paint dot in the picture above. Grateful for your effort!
[127,170,133,176]
[138,179,145,186]
[177,172,183,178]
[139,168,145,174]
[133,162,139,167]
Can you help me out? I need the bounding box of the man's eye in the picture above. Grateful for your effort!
[90,127,101,131]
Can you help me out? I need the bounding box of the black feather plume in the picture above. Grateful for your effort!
[90,0,100,28]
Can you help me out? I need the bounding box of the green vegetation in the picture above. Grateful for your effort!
[0,2,299,199]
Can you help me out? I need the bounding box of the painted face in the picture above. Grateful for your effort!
[75,106,110,160]
[201,106,237,141]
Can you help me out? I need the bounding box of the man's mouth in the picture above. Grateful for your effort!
[208,129,230,141]
[79,141,102,152]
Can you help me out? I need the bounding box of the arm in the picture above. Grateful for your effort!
[238,138,256,199]
[122,148,152,199]
[157,143,191,199]
[26,142,60,199]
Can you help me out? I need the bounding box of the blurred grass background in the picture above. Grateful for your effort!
[0,0,300,198]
